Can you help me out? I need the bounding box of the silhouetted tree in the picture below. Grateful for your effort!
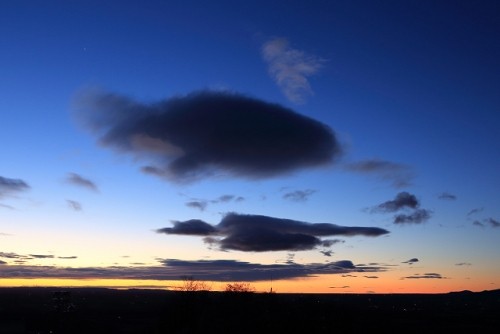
[224,282,255,293]
[178,276,212,291]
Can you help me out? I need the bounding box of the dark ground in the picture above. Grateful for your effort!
[0,287,498,333]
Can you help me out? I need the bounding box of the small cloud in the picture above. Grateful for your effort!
[343,159,414,188]
[156,212,389,252]
[402,273,447,279]
[58,256,78,260]
[329,286,350,289]
[341,274,357,278]
[320,250,333,257]
[0,176,30,198]
[65,173,98,192]
[394,209,432,225]
[364,275,379,279]
[214,195,234,203]
[185,201,207,211]
[473,220,485,227]
[486,218,500,228]
[372,192,419,213]
[402,258,419,264]
[474,218,500,228]
[261,37,325,104]
[0,260,6,265]
[282,189,316,202]
[455,262,472,266]
[0,252,28,259]
[0,203,15,210]
[467,207,484,216]
[29,254,55,259]
[438,192,457,200]
[67,199,82,211]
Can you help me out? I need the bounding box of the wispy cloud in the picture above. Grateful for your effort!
[438,192,457,200]
[261,37,325,104]
[157,212,389,252]
[394,209,432,225]
[65,173,98,192]
[455,262,472,266]
[185,194,245,211]
[282,189,316,202]
[467,207,483,216]
[473,218,500,228]
[75,90,341,183]
[185,201,208,211]
[343,159,414,188]
[486,218,500,228]
[67,199,82,211]
[0,176,30,198]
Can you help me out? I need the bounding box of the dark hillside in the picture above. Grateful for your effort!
[0,288,498,333]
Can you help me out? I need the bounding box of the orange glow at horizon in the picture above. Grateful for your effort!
[0,275,495,294]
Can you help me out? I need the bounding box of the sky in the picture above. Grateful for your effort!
[1,0,499,294]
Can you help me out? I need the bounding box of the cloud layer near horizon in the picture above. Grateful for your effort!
[0,258,386,282]
[75,90,340,183]
[157,213,389,252]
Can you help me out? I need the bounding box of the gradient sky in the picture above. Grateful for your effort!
[1,0,499,293]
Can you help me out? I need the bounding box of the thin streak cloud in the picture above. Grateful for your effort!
[65,173,98,192]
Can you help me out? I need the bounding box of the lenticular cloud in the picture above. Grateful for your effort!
[75,90,341,183]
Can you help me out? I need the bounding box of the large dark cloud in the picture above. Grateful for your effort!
[0,258,386,282]
[372,192,419,213]
[75,90,341,182]
[343,159,414,188]
[156,213,389,252]
[0,176,30,198]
